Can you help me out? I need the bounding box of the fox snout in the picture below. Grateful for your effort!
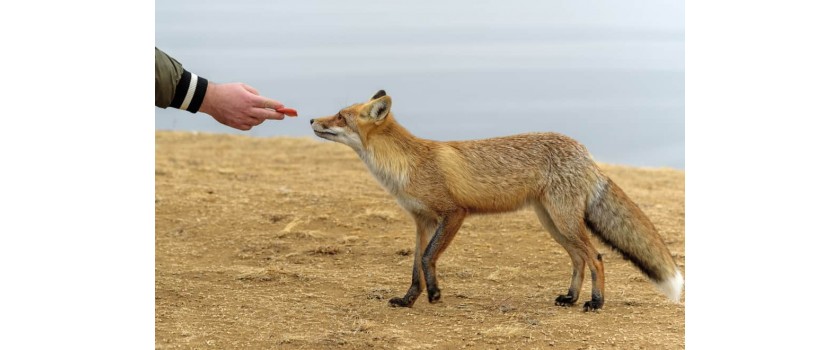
[309,116,325,130]
[310,116,340,140]
[310,118,328,135]
[310,114,366,152]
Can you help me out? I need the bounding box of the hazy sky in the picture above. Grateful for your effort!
[156,0,684,168]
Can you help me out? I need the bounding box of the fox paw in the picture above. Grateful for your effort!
[555,294,577,307]
[427,287,441,303]
[388,297,413,308]
[583,299,604,312]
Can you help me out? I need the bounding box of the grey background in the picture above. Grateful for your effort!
[155,0,684,169]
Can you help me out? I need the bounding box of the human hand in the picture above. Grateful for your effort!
[198,82,296,130]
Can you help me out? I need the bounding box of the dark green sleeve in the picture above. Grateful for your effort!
[155,47,208,113]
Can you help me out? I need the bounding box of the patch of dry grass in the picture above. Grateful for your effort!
[156,131,685,349]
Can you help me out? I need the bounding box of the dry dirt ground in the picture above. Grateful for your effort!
[155,131,685,349]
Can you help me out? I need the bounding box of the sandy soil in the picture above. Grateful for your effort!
[155,131,685,349]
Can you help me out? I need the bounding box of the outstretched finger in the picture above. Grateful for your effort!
[250,107,286,121]
[255,96,285,110]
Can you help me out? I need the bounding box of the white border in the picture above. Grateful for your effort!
[688,1,840,348]
[1,1,152,349]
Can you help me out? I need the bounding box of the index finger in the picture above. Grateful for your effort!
[250,108,286,121]
[255,97,285,110]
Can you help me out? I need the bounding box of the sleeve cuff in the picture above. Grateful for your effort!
[168,69,208,113]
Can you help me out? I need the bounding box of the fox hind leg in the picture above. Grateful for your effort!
[534,203,585,306]
[540,197,606,311]
[582,247,606,312]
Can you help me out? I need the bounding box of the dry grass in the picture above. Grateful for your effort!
[156,131,685,349]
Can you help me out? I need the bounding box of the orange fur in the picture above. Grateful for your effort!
[311,90,683,309]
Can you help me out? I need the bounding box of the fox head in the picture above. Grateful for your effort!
[310,90,392,152]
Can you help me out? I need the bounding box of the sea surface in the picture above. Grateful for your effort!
[155,0,684,169]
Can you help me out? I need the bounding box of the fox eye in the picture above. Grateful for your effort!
[337,114,344,121]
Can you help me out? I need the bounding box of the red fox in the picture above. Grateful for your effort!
[310,90,683,310]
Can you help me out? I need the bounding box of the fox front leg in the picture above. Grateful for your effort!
[421,209,466,304]
[389,216,435,307]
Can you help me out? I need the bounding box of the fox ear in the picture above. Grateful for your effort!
[364,95,391,122]
[370,90,387,100]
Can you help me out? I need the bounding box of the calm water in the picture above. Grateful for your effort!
[155,0,684,169]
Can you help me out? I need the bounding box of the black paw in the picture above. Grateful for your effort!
[388,297,413,308]
[554,294,577,307]
[583,299,604,312]
[427,287,441,303]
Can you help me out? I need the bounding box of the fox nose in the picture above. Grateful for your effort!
[310,119,314,125]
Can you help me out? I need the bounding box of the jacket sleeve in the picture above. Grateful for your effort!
[155,47,209,113]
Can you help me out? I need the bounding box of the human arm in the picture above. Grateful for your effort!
[155,47,295,130]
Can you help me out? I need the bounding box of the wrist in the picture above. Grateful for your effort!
[198,82,217,115]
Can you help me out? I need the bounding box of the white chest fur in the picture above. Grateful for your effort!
[357,149,431,215]
[359,149,407,195]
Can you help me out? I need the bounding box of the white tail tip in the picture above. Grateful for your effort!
[656,270,683,302]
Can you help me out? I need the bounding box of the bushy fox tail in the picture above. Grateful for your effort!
[585,178,683,302]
